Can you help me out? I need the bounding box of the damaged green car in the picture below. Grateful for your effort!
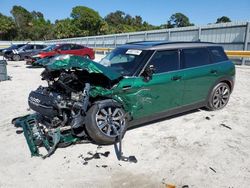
[15,41,235,157]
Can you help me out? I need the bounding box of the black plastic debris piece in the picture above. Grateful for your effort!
[82,161,88,165]
[118,155,138,163]
[220,123,232,130]
[182,185,189,188]
[82,151,111,163]
[128,156,137,163]
[102,165,108,168]
[92,153,101,159]
[16,129,23,134]
[100,151,110,157]
[78,154,83,159]
[205,116,211,120]
[209,167,216,173]
[87,151,93,155]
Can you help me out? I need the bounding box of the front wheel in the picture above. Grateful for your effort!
[85,100,127,145]
[207,82,231,111]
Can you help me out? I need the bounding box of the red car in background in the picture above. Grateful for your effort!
[27,43,95,65]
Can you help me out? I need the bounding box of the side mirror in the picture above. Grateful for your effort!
[141,64,156,82]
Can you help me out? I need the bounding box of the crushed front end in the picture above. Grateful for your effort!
[13,55,122,157]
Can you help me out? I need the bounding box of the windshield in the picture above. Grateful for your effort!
[99,47,148,76]
[42,44,57,52]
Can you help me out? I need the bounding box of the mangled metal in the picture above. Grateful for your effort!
[12,54,154,157]
[13,55,127,157]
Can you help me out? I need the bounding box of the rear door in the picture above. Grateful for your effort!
[180,47,219,105]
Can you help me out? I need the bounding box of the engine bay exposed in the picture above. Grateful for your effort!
[14,65,121,157]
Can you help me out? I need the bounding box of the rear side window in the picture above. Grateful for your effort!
[208,47,228,63]
[59,44,71,51]
[182,48,210,68]
[71,44,83,50]
[149,50,179,73]
[36,45,45,49]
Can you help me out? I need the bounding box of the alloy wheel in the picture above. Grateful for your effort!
[95,107,125,137]
[212,84,230,109]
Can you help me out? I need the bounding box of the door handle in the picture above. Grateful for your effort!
[122,85,132,91]
[172,76,182,81]
[210,70,218,74]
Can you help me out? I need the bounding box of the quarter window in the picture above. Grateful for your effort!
[182,48,210,68]
[149,50,179,73]
[208,47,228,63]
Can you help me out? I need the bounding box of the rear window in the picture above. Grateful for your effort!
[182,48,210,68]
[208,46,228,63]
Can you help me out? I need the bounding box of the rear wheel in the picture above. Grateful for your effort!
[12,54,21,61]
[85,100,127,145]
[207,82,231,111]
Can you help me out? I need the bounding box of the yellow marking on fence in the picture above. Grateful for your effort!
[225,51,250,58]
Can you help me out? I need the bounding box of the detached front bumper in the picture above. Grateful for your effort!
[12,114,80,158]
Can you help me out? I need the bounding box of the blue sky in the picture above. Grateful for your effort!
[0,0,249,25]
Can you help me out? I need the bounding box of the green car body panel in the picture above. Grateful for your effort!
[44,43,235,124]
[92,60,235,121]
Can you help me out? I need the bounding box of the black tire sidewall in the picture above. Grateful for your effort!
[85,101,127,145]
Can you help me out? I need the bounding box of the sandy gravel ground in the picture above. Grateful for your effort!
[0,56,250,188]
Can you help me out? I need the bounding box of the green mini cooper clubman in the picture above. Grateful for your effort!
[26,41,235,148]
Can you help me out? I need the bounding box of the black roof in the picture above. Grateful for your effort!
[123,40,219,50]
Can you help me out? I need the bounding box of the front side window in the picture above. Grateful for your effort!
[148,50,179,74]
[99,47,149,76]
[182,48,210,68]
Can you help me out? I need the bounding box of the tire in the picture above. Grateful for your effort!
[85,100,127,145]
[12,54,21,61]
[207,82,231,111]
[83,55,90,59]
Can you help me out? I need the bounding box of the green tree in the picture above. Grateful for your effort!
[105,11,157,33]
[0,13,17,40]
[11,5,33,39]
[167,13,194,28]
[53,18,86,39]
[216,16,231,23]
[105,11,126,26]
[71,6,102,36]
[29,11,54,40]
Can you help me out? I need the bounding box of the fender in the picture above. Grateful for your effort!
[206,75,235,102]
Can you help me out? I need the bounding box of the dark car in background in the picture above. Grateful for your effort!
[4,44,47,61]
[26,43,95,65]
[0,44,26,57]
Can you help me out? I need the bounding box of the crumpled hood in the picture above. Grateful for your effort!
[45,55,122,81]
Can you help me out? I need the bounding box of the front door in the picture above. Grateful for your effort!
[116,50,185,120]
